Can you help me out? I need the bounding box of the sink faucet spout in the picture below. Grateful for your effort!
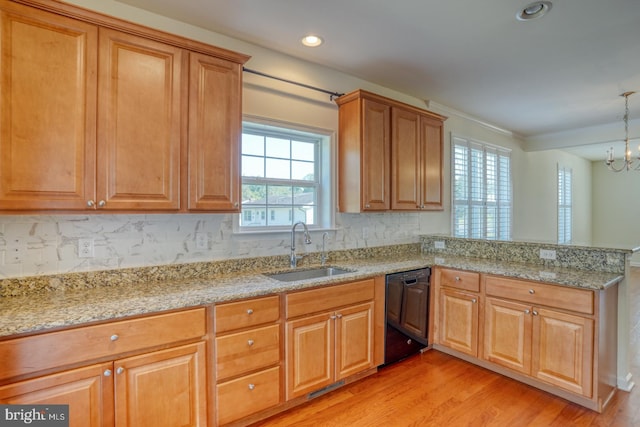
[291,221,311,268]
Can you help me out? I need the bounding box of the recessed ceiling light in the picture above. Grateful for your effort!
[301,35,323,47]
[517,1,552,21]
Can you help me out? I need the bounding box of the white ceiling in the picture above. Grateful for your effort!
[117,0,640,160]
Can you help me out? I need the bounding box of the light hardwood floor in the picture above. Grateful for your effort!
[253,268,640,427]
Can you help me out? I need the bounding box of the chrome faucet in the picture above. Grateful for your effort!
[290,221,311,268]
[321,232,329,266]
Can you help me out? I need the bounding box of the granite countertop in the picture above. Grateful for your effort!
[0,254,623,338]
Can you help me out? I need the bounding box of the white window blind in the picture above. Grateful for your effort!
[452,136,512,240]
[558,165,572,244]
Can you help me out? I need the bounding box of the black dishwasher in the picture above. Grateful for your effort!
[384,267,430,365]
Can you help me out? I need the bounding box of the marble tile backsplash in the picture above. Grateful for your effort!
[0,212,437,279]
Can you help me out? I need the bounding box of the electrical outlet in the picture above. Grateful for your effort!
[195,232,208,250]
[434,241,445,249]
[5,246,26,264]
[539,249,556,260]
[78,238,94,258]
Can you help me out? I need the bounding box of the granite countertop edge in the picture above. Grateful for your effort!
[0,254,623,338]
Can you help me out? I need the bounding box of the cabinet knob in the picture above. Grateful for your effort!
[247,339,254,346]
[97,200,106,208]
[455,276,461,281]
[87,200,95,208]
[110,334,119,342]
[247,308,254,315]
[524,309,531,315]
[104,369,112,377]
[336,313,343,319]
[248,383,255,391]
[330,314,337,320]
[116,367,124,375]
[365,204,371,208]
[234,202,239,208]
[532,310,539,316]
[529,289,535,294]
[471,298,477,304]
[406,339,413,345]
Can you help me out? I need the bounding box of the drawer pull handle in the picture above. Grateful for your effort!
[248,383,255,391]
[116,367,124,375]
[247,339,255,346]
[110,334,119,342]
[104,369,112,377]
[529,289,535,294]
[247,309,254,315]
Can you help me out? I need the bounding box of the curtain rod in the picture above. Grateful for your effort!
[243,67,344,101]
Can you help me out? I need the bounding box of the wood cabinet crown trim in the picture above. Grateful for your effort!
[335,89,447,122]
[7,0,250,64]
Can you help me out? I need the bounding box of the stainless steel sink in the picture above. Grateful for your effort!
[265,267,353,282]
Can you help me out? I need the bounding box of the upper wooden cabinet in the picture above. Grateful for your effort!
[97,28,183,211]
[187,52,242,212]
[0,2,98,210]
[0,0,249,213]
[335,89,446,213]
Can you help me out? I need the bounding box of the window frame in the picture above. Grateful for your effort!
[557,165,572,245]
[236,117,335,233]
[451,134,512,241]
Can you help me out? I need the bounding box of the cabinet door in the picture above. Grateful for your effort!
[532,308,594,397]
[0,362,113,427]
[361,98,390,211]
[484,297,532,374]
[419,115,443,210]
[188,51,242,211]
[0,3,97,210]
[286,312,334,400]
[336,302,374,380]
[439,288,479,357]
[114,342,207,427]
[391,108,421,210]
[97,28,182,211]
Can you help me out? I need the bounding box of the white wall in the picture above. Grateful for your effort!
[0,0,594,278]
[592,161,640,264]
[515,150,592,245]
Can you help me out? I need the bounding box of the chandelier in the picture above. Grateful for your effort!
[605,91,638,172]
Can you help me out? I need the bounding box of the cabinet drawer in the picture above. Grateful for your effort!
[215,295,280,333]
[0,308,206,381]
[438,268,480,292]
[216,324,280,380]
[485,276,594,315]
[217,366,281,425]
[286,279,374,319]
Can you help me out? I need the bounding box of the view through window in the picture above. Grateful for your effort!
[240,123,322,230]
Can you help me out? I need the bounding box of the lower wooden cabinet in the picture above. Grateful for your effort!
[438,288,480,357]
[434,267,617,412]
[0,342,207,427]
[0,308,208,426]
[214,296,283,425]
[115,342,207,427]
[286,301,374,399]
[285,280,376,400]
[216,366,280,426]
[0,362,113,427]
